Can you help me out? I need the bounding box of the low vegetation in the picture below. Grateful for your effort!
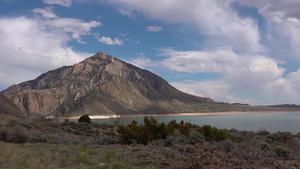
[0,114,300,168]
[78,114,92,123]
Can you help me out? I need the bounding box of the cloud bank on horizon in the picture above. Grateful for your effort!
[1,0,300,105]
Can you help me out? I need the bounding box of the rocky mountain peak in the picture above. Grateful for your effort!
[1,52,215,117]
[82,52,115,65]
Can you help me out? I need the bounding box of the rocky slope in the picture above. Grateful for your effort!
[0,95,24,117]
[1,52,255,117]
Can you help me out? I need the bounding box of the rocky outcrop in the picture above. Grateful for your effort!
[1,52,217,117]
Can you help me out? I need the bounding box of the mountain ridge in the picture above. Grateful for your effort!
[1,52,216,117]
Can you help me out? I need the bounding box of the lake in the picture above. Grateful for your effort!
[91,112,300,134]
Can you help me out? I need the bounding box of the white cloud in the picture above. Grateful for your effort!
[32,7,102,44]
[0,16,93,86]
[43,0,73,7]
[237,0,300,59]
[157,47,300,105]
[171,81,259,104]
[238,0,300,23]
[145,26,163,32]
[98,36,124,45]
[32,7,57,19]
[100,0,263,54]
[159,47,242,73]
[129,53,154,69]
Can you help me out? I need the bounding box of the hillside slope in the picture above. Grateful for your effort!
[0,95,24,117]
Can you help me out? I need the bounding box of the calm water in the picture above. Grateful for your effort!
[91,112,300,134]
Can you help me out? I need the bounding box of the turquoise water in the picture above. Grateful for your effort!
[91,112,300,134]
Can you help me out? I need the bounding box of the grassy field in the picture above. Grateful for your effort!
[1,115,300,169]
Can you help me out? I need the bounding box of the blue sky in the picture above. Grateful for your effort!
[1,0,300,105]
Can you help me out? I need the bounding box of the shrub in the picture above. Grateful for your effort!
[286,137,300,153]
[218,139,236,152]
[96,136,118,145]
[274,146,290,158]
[6,119,19,127]
[198,125,236,142]
[260,142,272,151]
[28,134,48,143]
[267,132,292,143]
[256,129,270,135]
[117,117,169,145]
[144,117,168,141]
[166,120,190,136]
[6,125,28,143]
[188,132,204,145]
[78,115,91,123]
[0,127,7,141]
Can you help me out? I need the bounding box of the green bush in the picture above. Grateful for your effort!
[260,142,272,151]
[78,115,91,123]
[118,117,169,145]
[166,120,190,136]
[144,117,168,141]
[117,118,236,145]
[198,125,236,142]
[274,146,290,158]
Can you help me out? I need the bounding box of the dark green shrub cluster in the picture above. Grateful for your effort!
[166,120,190,136]
[78,115,91,123]
[117,117,191,145]
[267,132,292,143]
[198,125,236,142]
[274,146,290,158]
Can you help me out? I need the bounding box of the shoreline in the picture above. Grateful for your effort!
[51,110,300,120]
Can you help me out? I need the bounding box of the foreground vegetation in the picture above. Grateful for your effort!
[1,115,300,169]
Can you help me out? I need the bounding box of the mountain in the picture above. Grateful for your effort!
[0,94,24,117]
[1,52,254,117]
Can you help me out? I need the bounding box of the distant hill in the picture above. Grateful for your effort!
[1,52,272,117]
[266,104,300,109]
[0,95,24,117]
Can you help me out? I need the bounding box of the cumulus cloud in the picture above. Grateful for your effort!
[159,47,242,73]
[156,47,300,105]
[145,26,163,32]
[100,0,263,54]
[238,0,300,23]
[43,0,73,7]
[0,16,93,86]
[32,7,102,44]
[98,36,124,45]
[238,0,300,59]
